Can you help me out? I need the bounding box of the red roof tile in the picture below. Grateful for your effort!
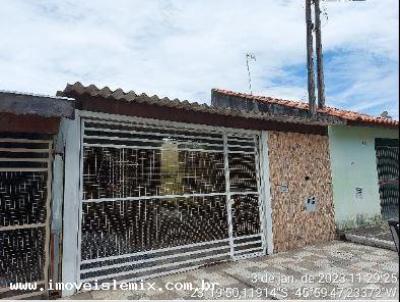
[213,89,399,128]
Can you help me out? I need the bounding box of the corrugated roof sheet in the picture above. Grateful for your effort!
[60,82,398,128]
[60,82,343,126]
[213,89,399,128]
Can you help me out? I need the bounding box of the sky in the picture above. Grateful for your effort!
[0,0,398,118]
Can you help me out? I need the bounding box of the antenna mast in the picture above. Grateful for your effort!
[246,53,256,95]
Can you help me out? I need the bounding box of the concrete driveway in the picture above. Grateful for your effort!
[69,241,398,300]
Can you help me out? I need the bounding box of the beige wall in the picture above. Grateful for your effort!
[268,131,336,252]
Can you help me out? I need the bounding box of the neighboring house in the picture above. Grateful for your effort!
[329,125,399,230]
[0,91,74,299]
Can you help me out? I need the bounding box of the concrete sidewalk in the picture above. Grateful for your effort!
[69,241,398,300]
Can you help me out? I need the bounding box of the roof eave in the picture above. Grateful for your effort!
[61,82,343,127]
[0,91,75,119]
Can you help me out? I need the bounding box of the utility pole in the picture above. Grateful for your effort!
[305,0,316,116]
[314,0,326,108]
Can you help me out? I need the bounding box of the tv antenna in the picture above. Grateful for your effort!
[246,53,256,95]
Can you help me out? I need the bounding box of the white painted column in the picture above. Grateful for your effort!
[260,131,274,254]
[223,134,235,258]
[50,152,64,285]
[60,114,81,297]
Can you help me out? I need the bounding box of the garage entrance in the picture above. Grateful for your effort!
[78,117,267,284]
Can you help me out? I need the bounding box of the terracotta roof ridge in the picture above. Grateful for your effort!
[213,88,397,122]
[213,88,299,102]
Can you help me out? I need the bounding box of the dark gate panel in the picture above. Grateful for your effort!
[375,138,399,220]
[79,118,265,284]
[0,136,51,299]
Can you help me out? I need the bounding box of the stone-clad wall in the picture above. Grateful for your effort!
[268,131,336,252]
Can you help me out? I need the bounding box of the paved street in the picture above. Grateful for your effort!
[69,241,399,300]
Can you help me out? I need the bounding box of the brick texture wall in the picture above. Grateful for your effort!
[268,131,336,252]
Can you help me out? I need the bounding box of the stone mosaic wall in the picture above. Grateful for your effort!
[268,131,336,252]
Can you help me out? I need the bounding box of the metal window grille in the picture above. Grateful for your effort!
[0,136,52,299]
[79,118,266,284]
[375,141,399,220]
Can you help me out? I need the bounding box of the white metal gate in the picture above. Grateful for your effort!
[0,136,52,299]
[78,117,267,284]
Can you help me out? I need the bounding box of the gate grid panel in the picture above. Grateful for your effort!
[0,137,52,299]
[80,119,265,283]
[375,141,399,220]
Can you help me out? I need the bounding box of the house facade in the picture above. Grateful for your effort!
[0,84,398,298]
[54,83,346,296]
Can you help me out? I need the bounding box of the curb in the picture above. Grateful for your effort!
[344,233,397,252]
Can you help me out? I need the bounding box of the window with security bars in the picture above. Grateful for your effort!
[375,138,399,220]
